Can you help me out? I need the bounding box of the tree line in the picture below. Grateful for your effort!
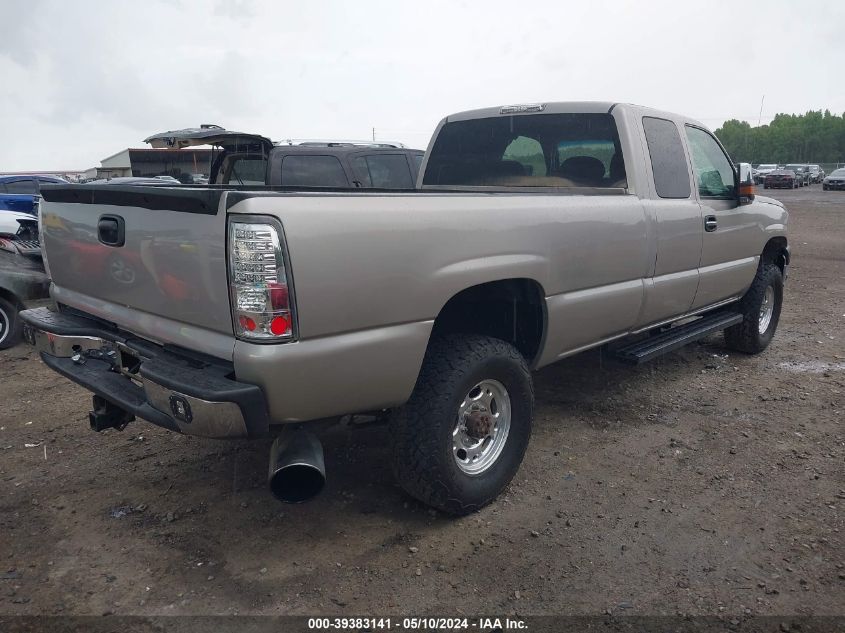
[715,110,845,164]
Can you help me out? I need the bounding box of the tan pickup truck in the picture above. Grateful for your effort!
[21,102,789,515]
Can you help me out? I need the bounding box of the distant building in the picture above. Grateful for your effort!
[92,148,213,182]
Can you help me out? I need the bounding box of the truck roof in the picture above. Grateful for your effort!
[443,101,707,129]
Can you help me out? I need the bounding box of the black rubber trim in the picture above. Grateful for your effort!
[225,187,431,210]
[20,306,270,437]
[39,182,629,213]
[39,184,224,215]
[41,355,180,433]
[225,186,629,209]
[20,306,121,339]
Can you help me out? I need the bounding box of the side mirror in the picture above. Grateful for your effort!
[737,162,755,205]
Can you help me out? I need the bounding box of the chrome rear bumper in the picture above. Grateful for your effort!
[21,307,270,439]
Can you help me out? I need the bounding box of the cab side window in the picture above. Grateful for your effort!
[642,117,691,199]
[684,126,736,199]
[352,154,413,188]
[281,155,348,187]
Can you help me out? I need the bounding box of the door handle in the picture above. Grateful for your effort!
[704,215,718,232]
[98,215,125,246]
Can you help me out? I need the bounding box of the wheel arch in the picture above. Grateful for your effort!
[429,277,547,368]
[0,286,24,309]
[762,236,789,273]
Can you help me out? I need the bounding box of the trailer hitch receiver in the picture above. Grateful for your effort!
[88,395,135,433]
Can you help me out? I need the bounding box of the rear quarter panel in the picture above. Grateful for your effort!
[227,191,651,420]
[227,192,649,341]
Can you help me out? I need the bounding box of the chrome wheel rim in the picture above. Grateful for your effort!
[759,286,775,333]
[452,379,511,475]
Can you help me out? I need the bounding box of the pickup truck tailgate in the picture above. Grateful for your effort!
[40,185,233,355]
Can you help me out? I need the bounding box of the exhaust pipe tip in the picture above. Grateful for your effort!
[268,430,326,503]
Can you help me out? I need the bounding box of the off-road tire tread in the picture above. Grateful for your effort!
[724,262,782,354]
[390,334,532,516]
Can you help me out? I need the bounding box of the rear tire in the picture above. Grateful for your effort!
[724,262,783,354]
[0,296,23,350]
[390,334,533,515]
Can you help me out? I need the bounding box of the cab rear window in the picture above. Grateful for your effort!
[423,113,626,188]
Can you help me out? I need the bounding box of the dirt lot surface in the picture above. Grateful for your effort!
[1,186,842,620]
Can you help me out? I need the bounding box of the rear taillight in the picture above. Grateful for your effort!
[228,219,296,342]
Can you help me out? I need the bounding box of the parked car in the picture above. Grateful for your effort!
[764,169,799,189]
[23,102,788,515]
[754,163,778,184]
[144,126,425,189]
[153,175,181,184]
[822,168,845,190]
[0,174,67,216]
[807,164,824,183]
[0,211,48,349]
[784,164,811,186]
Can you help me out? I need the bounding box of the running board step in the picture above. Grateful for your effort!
[614,311,743,365]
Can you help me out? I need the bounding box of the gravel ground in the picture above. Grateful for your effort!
[0,186,842,619]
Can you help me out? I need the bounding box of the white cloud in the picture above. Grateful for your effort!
[1,0,842,170]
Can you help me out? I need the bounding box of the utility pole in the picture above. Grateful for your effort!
[372,127,375,142]
[757,95,765,127]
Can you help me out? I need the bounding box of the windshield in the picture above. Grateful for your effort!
[758,164,777,170]
[423,113,626,188]
[831,169,845,177]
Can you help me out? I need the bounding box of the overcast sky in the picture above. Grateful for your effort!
[2,0,843,171]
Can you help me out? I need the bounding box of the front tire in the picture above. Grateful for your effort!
[390,335,533,515]
[724,262,783,354]
[0,296,23,350]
